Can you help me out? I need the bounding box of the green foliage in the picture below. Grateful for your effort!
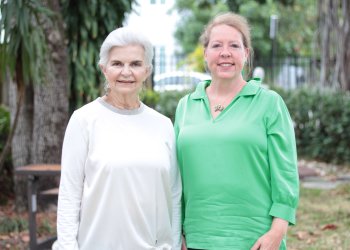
[38,218,55,235]
[0,0,54,84]
[0,105,10,165]
[274,87,350,165]
[179,45,206,72]
[140,89,160,109]
[156,90,190,122]
[0,105,10,139]
[274,0,317,56]
[0,105,13,205]
[239,0,277,58]
[0,216,27,234]
[174,0,229,54]
[174,0,317,58]
[61,0,134,110]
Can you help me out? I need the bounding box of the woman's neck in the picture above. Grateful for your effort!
[103,92,140,110]
[207,76,246,97]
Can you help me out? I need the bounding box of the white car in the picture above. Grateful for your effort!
[153,71,211,92]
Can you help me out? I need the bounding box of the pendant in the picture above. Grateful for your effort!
[214,104,224,112]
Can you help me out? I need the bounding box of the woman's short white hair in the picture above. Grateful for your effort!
[98,26,154,71]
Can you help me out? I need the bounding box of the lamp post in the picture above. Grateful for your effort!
[269,15,278,85]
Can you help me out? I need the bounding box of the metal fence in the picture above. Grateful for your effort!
[254,56,319,89]
[153,52,189,76]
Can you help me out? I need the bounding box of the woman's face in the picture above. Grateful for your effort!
[204,24,248,80]
[101,44,150,96]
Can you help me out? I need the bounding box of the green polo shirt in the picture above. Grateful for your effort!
[174,80,299,250]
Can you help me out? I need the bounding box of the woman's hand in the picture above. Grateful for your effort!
[250,218,288,250]
[181,234,187,250]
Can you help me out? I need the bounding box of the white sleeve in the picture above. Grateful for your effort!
[169,122,182,250]
[56,112,88,250]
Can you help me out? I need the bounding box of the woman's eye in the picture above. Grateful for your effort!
[112,62,122,67]
[231,44,240,48]
[212,44,221,48]
[131,62,142,67]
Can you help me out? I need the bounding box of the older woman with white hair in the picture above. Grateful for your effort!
[55,27,182,250]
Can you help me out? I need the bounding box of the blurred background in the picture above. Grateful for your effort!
[0,0,349,249]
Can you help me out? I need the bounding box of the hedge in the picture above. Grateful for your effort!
[275,87,350,165]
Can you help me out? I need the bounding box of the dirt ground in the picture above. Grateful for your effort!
[0,200,57,250]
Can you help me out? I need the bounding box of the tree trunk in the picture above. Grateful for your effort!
[9,79,34,210]
[9,0,69,211]
[33,0,69,165]
[31,0,69,201]
[318,0,350,90]
[319,0,332,88]
[340,0,350,90]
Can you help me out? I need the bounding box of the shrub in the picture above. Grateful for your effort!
[0,217,28,234]
[155,90,190,122]
[274,87,350,165]
[140,89,160,109]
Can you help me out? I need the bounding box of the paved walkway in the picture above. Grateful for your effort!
[298,160,350,189]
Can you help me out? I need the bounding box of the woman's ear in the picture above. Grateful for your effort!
[244,48,250,61]
[99,64,106,75]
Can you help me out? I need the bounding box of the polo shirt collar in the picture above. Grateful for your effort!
[191,79,260,100]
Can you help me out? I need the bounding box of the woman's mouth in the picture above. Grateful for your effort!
[218,62,234,67]
[117,80,135,84]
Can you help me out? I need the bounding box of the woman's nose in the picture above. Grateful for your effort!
[220,47,232,57]
[121,65,132,75]
[220,50,231,57]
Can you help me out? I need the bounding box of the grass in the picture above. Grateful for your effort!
[0,217,27,234]
[287,183,350,250]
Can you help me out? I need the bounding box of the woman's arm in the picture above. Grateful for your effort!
[56,113,88,249]
[181,234,187,250]
[267,94,299,225]
[169,120,183,250]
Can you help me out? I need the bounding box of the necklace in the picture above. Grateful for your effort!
[209,81,246,112]
[214,104,225,112]
[212,93,233,112]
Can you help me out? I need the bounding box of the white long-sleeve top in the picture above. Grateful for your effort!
[56,98,182,250]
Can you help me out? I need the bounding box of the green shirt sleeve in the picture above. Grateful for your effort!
[267,94,299,225]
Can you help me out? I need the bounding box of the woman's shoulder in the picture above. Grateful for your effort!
[143,104,172,125]
[177,83,205,106]
[248,80,283,101]
[70,98,102,121]
[143,105,175,138]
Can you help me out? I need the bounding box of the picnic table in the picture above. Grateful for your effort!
[15,164,60,250]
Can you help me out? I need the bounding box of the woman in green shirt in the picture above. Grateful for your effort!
[175,12,299,250]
